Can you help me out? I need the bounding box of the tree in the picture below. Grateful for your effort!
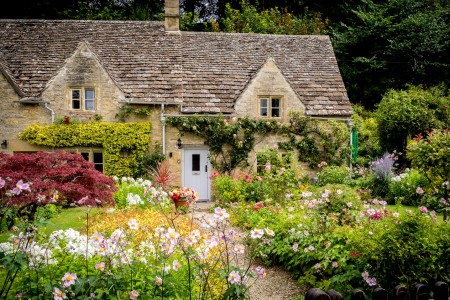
[407,129,450,220]
[375,84,449,156]
[219,0,329,35]
[333,0,450,108]
[0,151,116,226]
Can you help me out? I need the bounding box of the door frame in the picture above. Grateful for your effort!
[181,146,211,201]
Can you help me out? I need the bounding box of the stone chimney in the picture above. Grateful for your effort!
[165,0,179,32]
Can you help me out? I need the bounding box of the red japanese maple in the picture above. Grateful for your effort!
[0,151,116,209]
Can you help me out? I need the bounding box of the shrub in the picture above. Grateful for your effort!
[388,168,430,206]
[112,177,170,209]
[212,175,246,203]
[316,165,350,186]
[375,84,450,155]
[0,151,116,229]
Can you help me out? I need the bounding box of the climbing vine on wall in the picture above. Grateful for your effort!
[19,122,151,177]
[166,111,350,175]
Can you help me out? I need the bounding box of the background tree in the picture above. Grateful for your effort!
[332,0,450,108]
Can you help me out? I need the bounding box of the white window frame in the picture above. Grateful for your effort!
[259,96,282,118]
[71,88,96,111]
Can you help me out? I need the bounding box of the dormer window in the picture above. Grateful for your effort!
[71,88,95,111]
[259,97,281,118]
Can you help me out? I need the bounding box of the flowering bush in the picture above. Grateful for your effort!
[0,198,271,299]
[112,176,170,209]
[387,168,430,206]
[228,187,450,296]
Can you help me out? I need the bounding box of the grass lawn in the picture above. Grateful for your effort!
[0,207,104,243]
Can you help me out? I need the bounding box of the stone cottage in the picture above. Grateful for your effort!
[0,0,353,200]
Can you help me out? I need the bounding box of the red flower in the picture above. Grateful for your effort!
[172,193,179,201]
[253,202,265,211]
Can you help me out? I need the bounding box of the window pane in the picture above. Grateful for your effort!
[271,98,281,117]
[85,100,95,111]
[72,90,80,99]
[93,152,103,172]
[72,90,81,109]
[85,89,95,100]
[260,107,268,116]
[271,98,280,108]
[85,89,95,110]
[80,152,89,161]
[260,98,268,107]
[72,100,81,109]
[192,154,200,172]
[272,107,280,117]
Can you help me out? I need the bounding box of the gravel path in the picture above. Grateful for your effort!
[190,202,306,300]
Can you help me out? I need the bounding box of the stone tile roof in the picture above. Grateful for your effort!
[0,20,352,117]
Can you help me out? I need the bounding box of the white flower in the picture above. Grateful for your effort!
[173,260,181,271]
[128,219,139,230]
[250,229,264,239]
[292,243,299,252]
[264,228,275,236]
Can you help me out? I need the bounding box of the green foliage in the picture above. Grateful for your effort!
[212,175,246,203]
[407,129,450,219]
[317,165,350,186]
[115,104,153,122]
[19,122,151,178]
[167,112,350,175]
[375,84,450,154]
[221,0,329,35]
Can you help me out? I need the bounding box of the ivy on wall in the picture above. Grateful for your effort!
[19,122,151,178]
[167,111,350,175]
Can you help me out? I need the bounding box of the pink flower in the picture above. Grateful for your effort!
[155,276,163,286]
[292,243,299,252]
[214,207,229,220]
[233,244,245,254]
[95,262,105,271]
[129,290,139,299]
[254,266,267,279]
[332,261,339,268]
[265,164,271,172]
[419,206,428,213]
[416,187,424,195]
[62,272,77,287]
[53,287,66,300]
[11,180,31,195]
[228,271,241,284]
[0,177,5,189]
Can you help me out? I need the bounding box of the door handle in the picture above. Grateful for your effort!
[205,165,208,172]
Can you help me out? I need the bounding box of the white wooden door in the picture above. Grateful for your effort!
[182,149,210,201]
